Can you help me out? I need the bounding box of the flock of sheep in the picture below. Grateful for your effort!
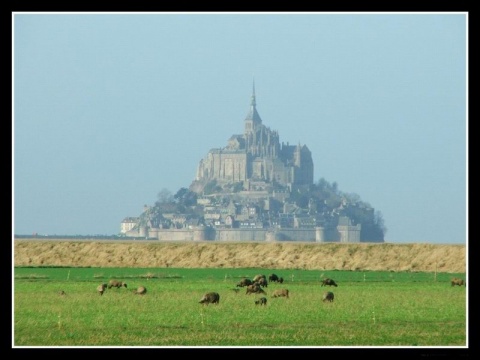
[57,275,463,301]
[198,273,338,306]
[197,275,466,306]
[95,280,147,296]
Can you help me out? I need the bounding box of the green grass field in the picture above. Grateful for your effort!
[13,267,467,347]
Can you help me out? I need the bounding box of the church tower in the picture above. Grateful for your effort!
[244,81,262,135]
[244,81,263,157]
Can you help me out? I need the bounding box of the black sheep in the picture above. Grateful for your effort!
[199,292,220,305]
[255,297,267,305]
[321,278,338,287]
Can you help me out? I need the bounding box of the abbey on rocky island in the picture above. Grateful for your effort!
[121,83,384,243]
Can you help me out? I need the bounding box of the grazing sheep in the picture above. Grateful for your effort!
[255,297,267,306]
[253,274,267,283]
[97,283,107,296]
[268,274,284,284]
[451,277,465,287]
[268,274,279,282]
[199,292,220,305]
[322,291,334,302]
[254,277,268,288]
[134,286,147,295]
[321,278,338,287]
[271,289,289,298]
[236,278,253,287]
[108,280,127,289]
[246,284,266,295]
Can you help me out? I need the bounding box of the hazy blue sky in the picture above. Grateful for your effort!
[13,12,467,244]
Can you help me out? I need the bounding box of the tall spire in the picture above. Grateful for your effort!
[245,79,262,129]
[251,79,256,107]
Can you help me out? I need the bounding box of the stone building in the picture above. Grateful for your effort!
[193,84,314,190]
[120,217,139,234]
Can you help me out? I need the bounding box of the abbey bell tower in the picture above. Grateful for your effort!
[244,81,262,135]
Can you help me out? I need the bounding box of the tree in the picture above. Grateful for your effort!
[174,188,189,202]
[157,188,173,204]
[374,211,387,236]
[203,180,218,195]
[232,182,244,193]
[174,188,197,206]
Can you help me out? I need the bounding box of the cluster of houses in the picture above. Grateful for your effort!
[121,194,365,243]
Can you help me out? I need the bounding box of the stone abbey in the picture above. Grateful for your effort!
[193,84,314,189]
[122,84,384,243]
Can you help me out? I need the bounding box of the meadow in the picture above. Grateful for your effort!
[13,267,467,347]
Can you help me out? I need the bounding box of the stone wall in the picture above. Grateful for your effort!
[215,228,268,241]
[134,225,362,243]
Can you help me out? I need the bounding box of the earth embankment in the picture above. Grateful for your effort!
[14,240,466,273]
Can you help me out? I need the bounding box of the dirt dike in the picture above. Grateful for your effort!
[14,240,466,273]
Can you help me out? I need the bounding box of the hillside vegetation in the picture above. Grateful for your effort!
[14,240,466,273]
